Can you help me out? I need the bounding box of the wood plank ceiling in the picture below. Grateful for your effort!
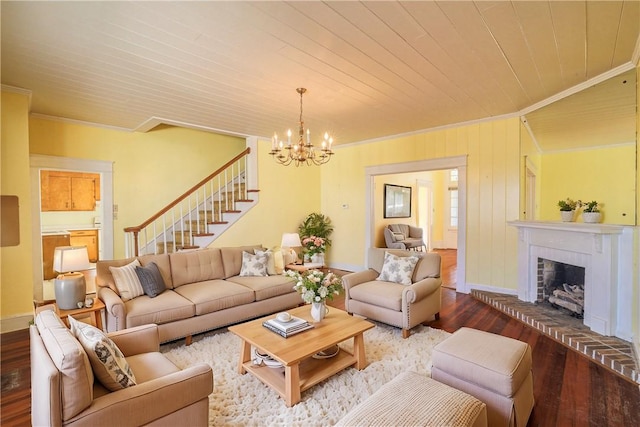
[1,1,639,150]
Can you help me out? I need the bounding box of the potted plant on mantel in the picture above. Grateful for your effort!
[581,200,602,223]
[557,198,580,222]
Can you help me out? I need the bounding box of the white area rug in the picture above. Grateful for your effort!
[161,322,451,426]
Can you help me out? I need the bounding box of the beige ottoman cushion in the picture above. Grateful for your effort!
[432,327,534,427]
[432,327,532,397]
[336,371,487,427]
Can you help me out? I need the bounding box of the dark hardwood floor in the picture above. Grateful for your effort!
[3,251,639,426]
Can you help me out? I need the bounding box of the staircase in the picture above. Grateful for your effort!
[124,148,258,257]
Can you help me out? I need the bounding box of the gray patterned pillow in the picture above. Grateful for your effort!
[135,262,166,298]
[376,252,420,285]
[239,251,269,277]
[69,316,136,391]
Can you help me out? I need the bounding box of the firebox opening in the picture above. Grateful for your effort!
[537,258,586,318]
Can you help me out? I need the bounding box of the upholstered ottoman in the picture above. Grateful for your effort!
[431,327,534,427]
[336,371,487,427]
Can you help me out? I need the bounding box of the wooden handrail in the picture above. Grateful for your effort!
[124,148,250,233]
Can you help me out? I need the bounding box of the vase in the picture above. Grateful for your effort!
[311,253,325,266]
[582,212,601,223]
[560,210,575,222]
[310,301,328,323]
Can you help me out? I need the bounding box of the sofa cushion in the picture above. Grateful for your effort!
[135,262,167,298]
[126,352,181,383]
[389,224,410,237]
[225,275,296,301]
[138,253,173,288]
[173,279,255,315]
[239,251,269,277]
[125,290,195,327]
[110,259,144,301]
[35,310,94,420]
[376,251,419,285]
[220,244,264,278]
[347,280,404,311]
[169,248,225,287]
[68,316,137,391]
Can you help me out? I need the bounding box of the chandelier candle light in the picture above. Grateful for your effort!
[270,88,335,166]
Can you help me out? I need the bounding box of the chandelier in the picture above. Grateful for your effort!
[269,88,334,166]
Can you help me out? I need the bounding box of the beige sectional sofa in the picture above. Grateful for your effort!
[96,244,300,344]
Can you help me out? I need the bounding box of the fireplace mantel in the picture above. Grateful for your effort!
[508,220,634,340]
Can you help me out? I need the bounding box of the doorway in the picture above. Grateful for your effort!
[365,156,467,293]
[30,155,114,301]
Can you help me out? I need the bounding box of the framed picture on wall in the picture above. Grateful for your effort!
[384,184,411,218]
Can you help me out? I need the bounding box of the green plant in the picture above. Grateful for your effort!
[582,200,600,213]
[297,213,333,247]
[557,198,580,211]
[286,269,343,304]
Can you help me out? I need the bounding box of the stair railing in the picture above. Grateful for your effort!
[124,148,251,257]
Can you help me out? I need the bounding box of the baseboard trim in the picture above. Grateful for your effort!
[328,262,363,273]
[1,313,33,333]
[460,282,518,296]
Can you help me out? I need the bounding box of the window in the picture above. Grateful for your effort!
[449,170,458,228]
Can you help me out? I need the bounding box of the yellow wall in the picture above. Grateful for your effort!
[539,145,636,224]
[29,118,247,257]
[321,118,521,289]
[1,90,34,322]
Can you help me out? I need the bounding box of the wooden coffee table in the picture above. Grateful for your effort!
[228,305,375,406]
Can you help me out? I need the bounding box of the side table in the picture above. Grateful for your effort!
[285,263,325,273]
[55,298,105,330]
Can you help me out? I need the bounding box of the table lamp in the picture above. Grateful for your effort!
[281,233,302,265]
[53,246,90,309]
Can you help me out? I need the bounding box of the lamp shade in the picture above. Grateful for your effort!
[53,246,90,273]
[281,233,302,248]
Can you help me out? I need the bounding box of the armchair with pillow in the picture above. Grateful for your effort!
[343,248,441,338]
[384,224,426,251]
[30,307,213,426]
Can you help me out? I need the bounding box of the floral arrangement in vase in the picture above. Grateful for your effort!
[582,200,600,213]
[286,269,343,304]
[302,235,326,258]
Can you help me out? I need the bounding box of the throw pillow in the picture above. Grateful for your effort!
[255,249,277,275]
[109,259,144,301]
[376,252,420,286]
[68,316,137,391]
[239,251,269,277]
[135,262,167,298]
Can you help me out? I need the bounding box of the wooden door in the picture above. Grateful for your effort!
[70,230,98,262]
[46,175,72,211]
[71,177,96,210]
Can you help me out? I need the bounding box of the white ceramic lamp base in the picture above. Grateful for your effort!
[54,272,87,309]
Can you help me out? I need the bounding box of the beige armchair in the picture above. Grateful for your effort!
[31,307,213,426]
[343,248,441,338]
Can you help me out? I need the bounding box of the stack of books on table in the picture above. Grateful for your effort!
[263,315,313,338]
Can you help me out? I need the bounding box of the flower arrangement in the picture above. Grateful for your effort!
[286,269,343,304]
[557,198,581,211]
[582,200,600,213]
[302,235,326,257]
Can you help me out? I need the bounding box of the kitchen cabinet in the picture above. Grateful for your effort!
[41,171,100,211]
[42,233,70,279]
[69,229,99,262]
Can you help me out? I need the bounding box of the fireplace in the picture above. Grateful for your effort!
[537,258,585,316]
[508,221,634,340]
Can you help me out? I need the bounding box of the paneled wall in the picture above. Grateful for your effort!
[321,117,521,291]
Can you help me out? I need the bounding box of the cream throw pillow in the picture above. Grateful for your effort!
[68,316,137,391]
[109,259,144,301]
[376,252,420,285]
